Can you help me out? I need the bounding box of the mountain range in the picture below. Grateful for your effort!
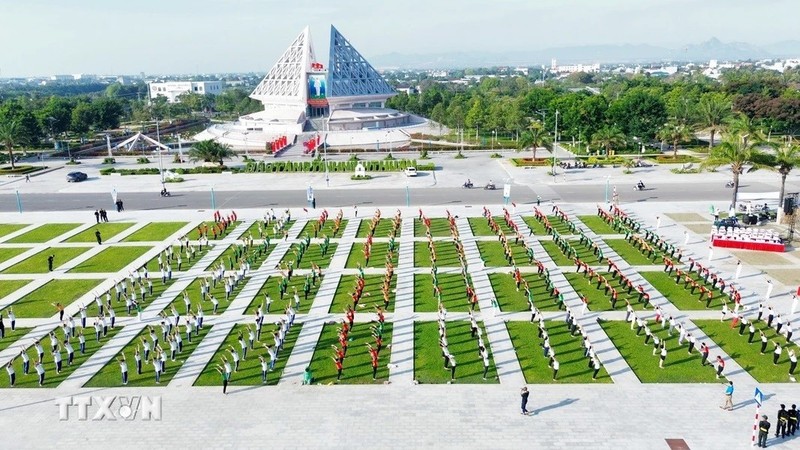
[369,38,800,70]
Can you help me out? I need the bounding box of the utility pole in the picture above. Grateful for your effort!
[553,110,559,183]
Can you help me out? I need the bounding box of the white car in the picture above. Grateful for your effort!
[404,167,417,177]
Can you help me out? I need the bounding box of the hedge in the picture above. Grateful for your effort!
[242,159,432,173]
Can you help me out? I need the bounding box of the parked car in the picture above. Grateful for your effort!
[404,167,417,177]
[66,171,87,182]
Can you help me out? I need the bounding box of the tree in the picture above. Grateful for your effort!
[70,102,96,134]
[0,120,24,169]
[591,127,626,156]
[188,140,233,166]
[697,93,732,149]
[465,97,486,135]
[725,112,764,146]
[657,120,694,158]
[701,134,768,210]
[606,87,667,140]
[773,142,800,221]
[517,121,553,160]
[430,103,447,133]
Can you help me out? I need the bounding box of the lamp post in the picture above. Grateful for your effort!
[15,189,22,213]
[605,176,611,203]
[492,130,497,151]
[210,186,216,211]
[324,110,330,187]
[406,182,410,207]
[155,119,164,185]
[553,110,559,182]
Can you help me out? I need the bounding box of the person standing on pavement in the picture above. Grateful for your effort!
[777,404,788,438]
[520,387,530,415]
[720,381,734,410]
[94,210,100,224]
[758,415,770,447]
[788,404,798,436]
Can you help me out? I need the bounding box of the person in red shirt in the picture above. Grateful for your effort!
[715,355,725,379]
[345,306,355,329]
[700,342,710,366]
[375,306,385,324]
[367,343,379,380]
[332,356,343,381]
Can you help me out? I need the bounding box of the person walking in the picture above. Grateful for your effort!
[720,381,734,410]
[715,355,725,379]
[758,415,770,447]
[47,254,55,271]
[520,386,530,415]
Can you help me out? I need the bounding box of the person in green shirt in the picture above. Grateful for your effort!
[302,366,314,385]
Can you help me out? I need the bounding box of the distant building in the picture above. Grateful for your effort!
[49,74,72,82]
[148,80,224,103]
[550,59,600,74]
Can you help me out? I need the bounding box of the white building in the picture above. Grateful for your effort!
[550,59,600,74]
[148,81,224,103]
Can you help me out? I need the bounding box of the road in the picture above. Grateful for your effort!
[0,181,782,212]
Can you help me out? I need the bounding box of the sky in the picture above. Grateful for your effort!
[0,0,798,77]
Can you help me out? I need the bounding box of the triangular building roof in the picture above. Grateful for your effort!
[328,26,395,98]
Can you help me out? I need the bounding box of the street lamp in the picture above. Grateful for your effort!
[605,176,611,203]
[491,130,496,151]
[553,110,559,182]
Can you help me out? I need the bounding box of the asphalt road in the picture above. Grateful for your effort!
[0,181,785,212]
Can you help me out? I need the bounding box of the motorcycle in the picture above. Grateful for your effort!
[160,188,171,197]
[484,183,496,190]
[725,181,734,188]
[462,180,474,189]
[634,182,645,191]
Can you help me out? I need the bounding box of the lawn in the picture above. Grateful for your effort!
[6,223,80,243]
[209,242,275,271]
[2,279,103,318]
[414,320,498,384]
[308,322,393,384]
[563,272,650,312]
[124,222,189,242]
[194,323,303,386]
[0,224,28,239]
[84,326,211,387]
[694,320,797,383]
[299,219,347,238]
[414,218,452,237]
[604,239,660,266]
[356,218,401,238]
[63,222,135,243]
[198,221,242,240]
[2,247,92,274]
[331,275,395,313]
[279,243,338,270]
[0,326,121,388]
[414,241,462,267]
[246,274,323,315]
[507,321,611,383]
[488,272,557,311]
[345,242,399,269]
[0,327,32,353]
[522,216,573,236]
[600,320,720,383]
[640,272,727,310]
[477,241,535,267]
[164,276,248,316]
[539,240,601,267]
[0,247,31,264]
[85,279,177,318]
[0,279,30,300]
[578,215,619,235]
[414,274,471,312]
[242,219,295,240]
[144,244,212,273]
[68,246,152,273]
[468,217,517,237]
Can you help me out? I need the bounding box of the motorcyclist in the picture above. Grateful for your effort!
[636,180,645,190]
[464,179,473,188]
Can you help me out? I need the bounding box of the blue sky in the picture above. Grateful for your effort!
[0,0,797,77]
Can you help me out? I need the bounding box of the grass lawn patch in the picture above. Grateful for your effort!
[164,276,249,316]
[331,275,395,313]
[299,219,347,239]
[85,326,211,387]
[144,244,212,273]
[0,326,122,388]
[640,272,727,310]
[356,218,401,238]
[242,219,296,240]
[540,240,601,266]
[2,279,102,318]
[522,216,573,236]
[488,272,557,311]
[507,321,611,383]
[194,323,303,386]
[414,320,498,384]
[414,274,472,312]
[2,247,91,274]
[563,272,650,312]
[210,241,275,271]
[476,241,535,267]
[604,239,660,265]
[693,320,797,383]
[414,241,462,267]
[0,246,32,264]
[124,222,189,242]
[0,327,32,353]
[0,279,31,299]
[64,222,135,243]
[7,223,80,243]
[278,242,337,270]
[308,322,393,384]
[600,320,720,383]
[68,246,152,273]
[84,279,177,318]
[0,224,28,239]
[246,274,323,315]
[345,242,399,269]
[197,221,242,240]
[415,218,451,237]
[578,215,619,235]
[468,217,516,237]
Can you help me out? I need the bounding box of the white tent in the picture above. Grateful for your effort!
[112,132,170,153]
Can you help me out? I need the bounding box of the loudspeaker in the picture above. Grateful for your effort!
[784,198,795,215]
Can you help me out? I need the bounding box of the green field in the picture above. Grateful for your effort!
[0,279,30,300]
[604,239,660,265]
[164,276,248,316]
[0,247,32,265]
[2,279,103,318]
[68,246,152,273]
[578,215,619,235]
[278,242,338,270]
[522,216,573,236]
[194,323,302,386]
[2,246,91,274]
[346,242,399,269]
[0,327,33,353]
[640,271,727,310]
[414,320,498,384]
[477,240,535,267]
[414,273,472,312]
[144,243,212,273]
[488,271,557,311]
[246,274,323,315]
[414,241,462,267]
[563,272,650,311]
[64,222,136,243]
[507,321,611,383]
[209,241,275,271]
[308,322,393,384]
[356,218,401,238]
[539,240,601,266]
[331,275,395,313]
[6,223,80,243]
[0,224,29,239]
[198,221,242,240]
[124,222,189,242]
[414,218,452,237]
[468,217,517,237]
[84,279,177,318]
[299,219,347,238]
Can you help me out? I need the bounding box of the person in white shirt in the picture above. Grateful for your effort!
[118,354,128,385]
[6,360,15,387]
[78,331,86,354]
[19,348,30,374]
[64,340,74,365]
[259,356,269,384]
[551,358,560,380]
[34,360,45,386]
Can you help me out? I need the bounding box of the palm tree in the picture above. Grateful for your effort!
[697,95,731,149]
[188,140,233,166]
[657,120,694,158]
[725,113,765,147]
[701,134,768,210]
[774,142,800,221]
[0,120,23,169]
[517,121,552,160]
[591,127,626,156]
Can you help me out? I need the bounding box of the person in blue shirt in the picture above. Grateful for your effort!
[720,381,734,411]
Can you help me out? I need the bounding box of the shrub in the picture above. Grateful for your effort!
[102,157,116,165]
[164,177,185,183]
[419,149,429,159]
[654,155,700,164]
[136,157,151,164]
[454,151,466,159]
[173,154,183,163]
[66,159,81,165]
[490,153,503,159]
[510,158,550,167]
[351,174,372,180]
